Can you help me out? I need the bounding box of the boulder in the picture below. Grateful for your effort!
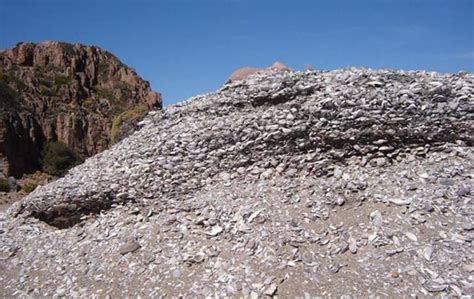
[228,61,291,82]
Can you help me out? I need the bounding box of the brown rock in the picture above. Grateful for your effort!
[0,41,162,178]
[228,61,291,82]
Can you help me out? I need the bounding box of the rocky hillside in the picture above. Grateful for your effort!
[1,68,473,297]
[0,41,161,178]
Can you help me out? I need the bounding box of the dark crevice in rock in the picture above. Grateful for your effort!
[31,199,114,229]
[251,95,295,107]
[2,112,45,178]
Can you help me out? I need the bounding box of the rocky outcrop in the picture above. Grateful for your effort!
[1,68,472,297]
[228,61,290,82]
[0,112,45,177]
[0,41,162,178]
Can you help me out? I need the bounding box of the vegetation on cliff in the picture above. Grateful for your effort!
[41,141,84,176]
[110,105,148,144]
[0,178,9,192]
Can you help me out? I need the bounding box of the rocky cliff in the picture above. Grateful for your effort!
[1,68,473,297]
[0,41,161,178]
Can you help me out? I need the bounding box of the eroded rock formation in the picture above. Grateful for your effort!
[0,41,161,177]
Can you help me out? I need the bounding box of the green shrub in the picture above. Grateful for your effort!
[54,75,70,86]
[58,42,75,56]
[116,82,132,102]
[39,84,57,96]
[21,183,37,193]
[110,105,148,144]
[41,141,83,176]
[0,81,20,109]
[12,76,27,91]
[83,97,98,107]
[39,78,52,87]
[0,178,10,192]
[110,115,122,144]
[94,87,116,102]
[0,72,10,84]
[0,70,27,90]
[97,61,109,78]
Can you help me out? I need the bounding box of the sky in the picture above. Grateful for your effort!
[1,0,473,106]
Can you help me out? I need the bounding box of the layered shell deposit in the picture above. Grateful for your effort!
[0,68,473,297]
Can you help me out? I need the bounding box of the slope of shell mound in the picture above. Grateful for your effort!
[10,68,473,227]
[1,68,473,297]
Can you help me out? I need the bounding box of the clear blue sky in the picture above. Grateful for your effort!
[1,0,473,106]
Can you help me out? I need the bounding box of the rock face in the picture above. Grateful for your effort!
[0,41,162,178]
[228,61,290,82]
[1,68,473,297]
